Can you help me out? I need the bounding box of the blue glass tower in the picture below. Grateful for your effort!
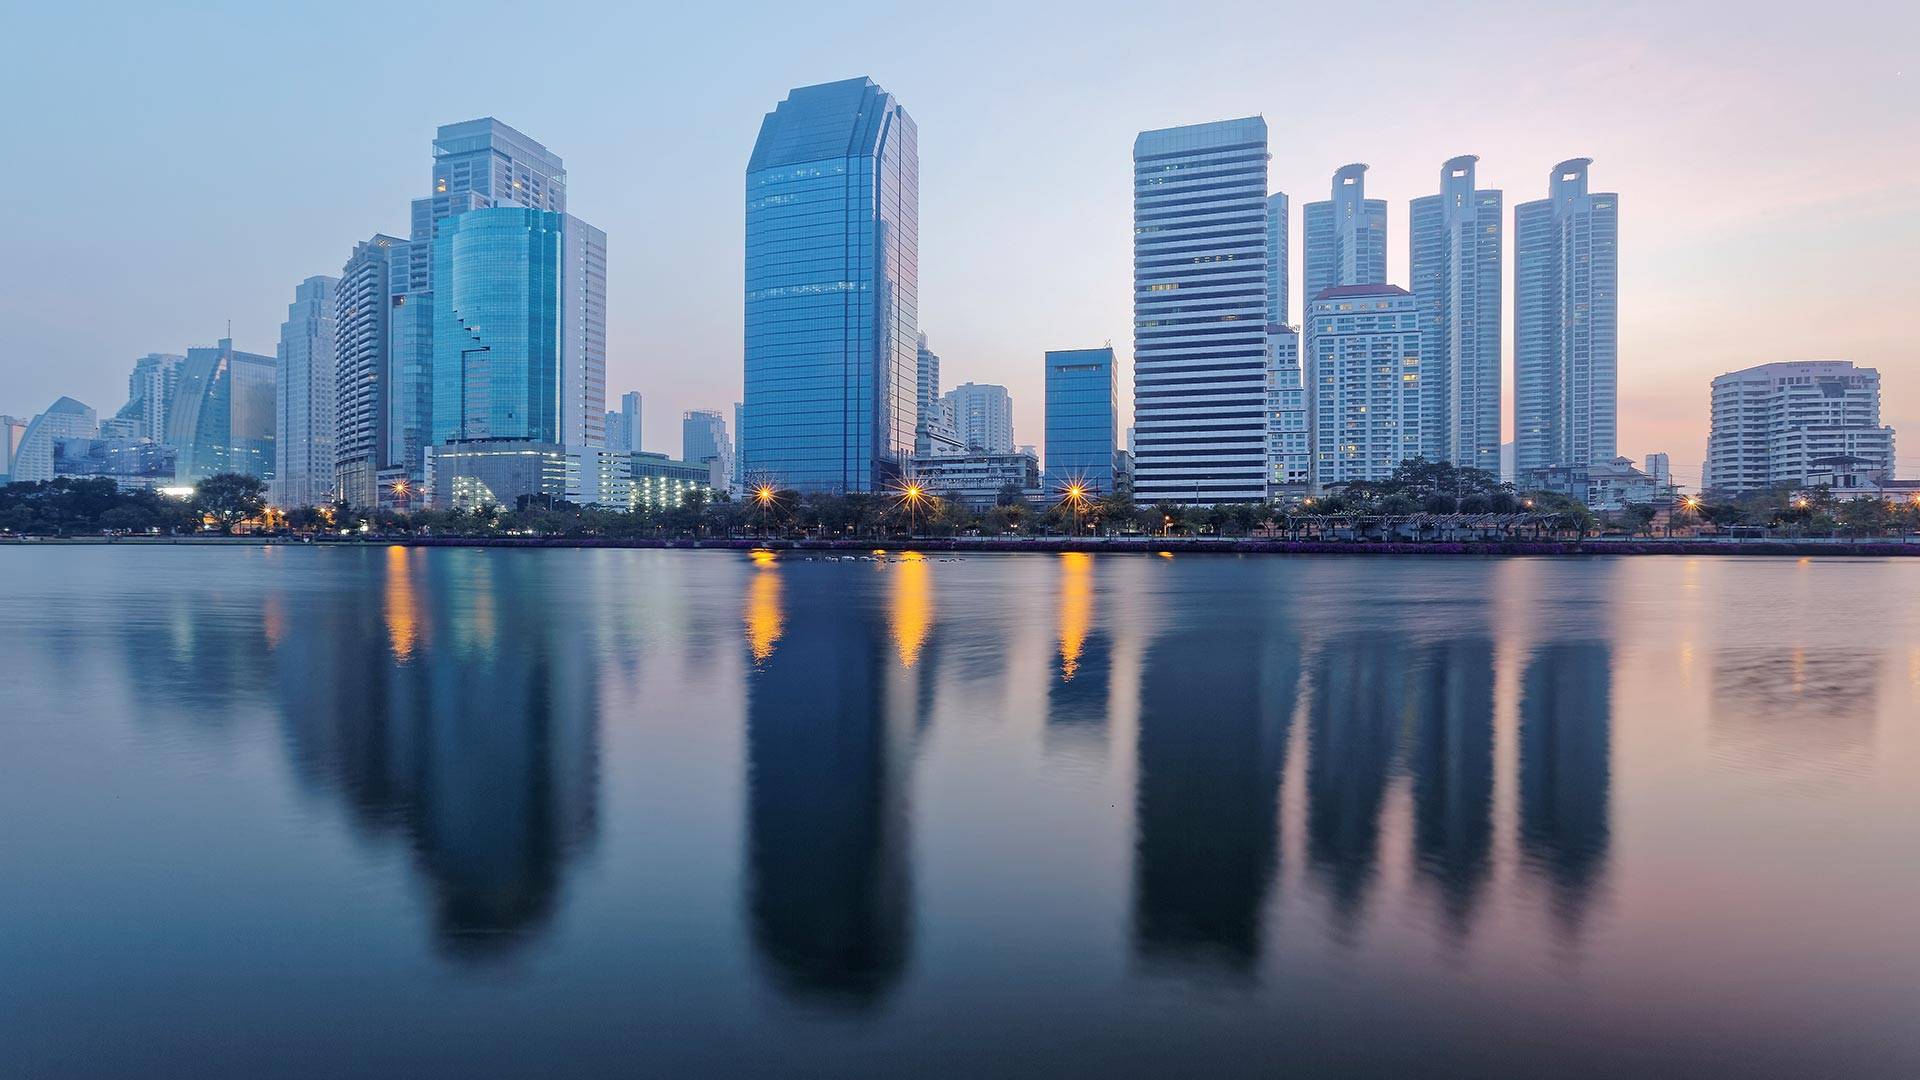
[743,77,918,493]
[1044,348,1117,494]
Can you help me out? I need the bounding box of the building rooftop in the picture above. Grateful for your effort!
[1311,283,1411,301]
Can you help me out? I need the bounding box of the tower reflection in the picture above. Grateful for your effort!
[1305,634,1406,930]
[1709,646,1878,790]
[1518,641,1612,933]
[1409,638,1496,936]
[745,566,916,1007]
[275,548,600,961]
[1132,605,1296,973]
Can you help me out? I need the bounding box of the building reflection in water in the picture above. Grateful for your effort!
[1409,638,1496,937]
[744,559,916,1007]
[1709,646,1878,791]
[1305,634,1406,932]
[275,547,600,961]
[1518,641,1612,933]
[1132,606,1296,973]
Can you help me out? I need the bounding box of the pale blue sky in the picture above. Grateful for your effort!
[3,0,1915,482]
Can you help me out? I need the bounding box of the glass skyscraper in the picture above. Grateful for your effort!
[1515,159,1618,477]
[166,338,276,484]
[1132,117,1271,505]
[333,234,404,508]
[430,207,606,449]
[743,77,918,493]
[274,274,338,507]
[1410,155,1503,473]
[1303,164,1387,305]
[1044,348,1117,494]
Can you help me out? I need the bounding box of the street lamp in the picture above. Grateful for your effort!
[752,484,777,537]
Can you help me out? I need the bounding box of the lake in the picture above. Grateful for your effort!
[2,547,1917,1077]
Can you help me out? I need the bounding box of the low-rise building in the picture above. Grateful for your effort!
[1521,456,1676,511]
[909,450,1041,510]
[628,452,714,511]
[428,440,574,510]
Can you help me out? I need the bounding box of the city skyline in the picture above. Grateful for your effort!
[2,3,1916,488]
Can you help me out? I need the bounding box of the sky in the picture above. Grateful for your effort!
[2,0,1916,487]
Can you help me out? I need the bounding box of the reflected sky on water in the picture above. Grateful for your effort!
[3,548,1918,1077]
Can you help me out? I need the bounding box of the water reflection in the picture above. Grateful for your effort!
[1305,635,1407,932]
[1050,554,1110,730]
[744,553,783,663]
[1132,606,1296,973]
[745,567,916,1007]
[156,549,606,961]
[1710,646,1878,791]
[1519,642,1612,934]
[1409,638,1496,937]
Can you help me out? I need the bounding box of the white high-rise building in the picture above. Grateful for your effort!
[1410,156,1502,473]
[1703,361,1895,495]
[10,397,98,483]
[274,275,338,507]
[1,415,28,480]
[1303,164,1387,305]
[1132,117,1270,504]
[942,382,1014,453]
[1306,284,1422,488]
[113,353,184,443]
[1515,159,1618,476]
[333,235,405,508]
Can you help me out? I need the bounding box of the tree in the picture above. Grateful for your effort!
[193,473,268,529]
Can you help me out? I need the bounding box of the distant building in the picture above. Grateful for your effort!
[167,338,276,483]
[909,450,1041,510]
[10,397,99,483]
[1409,155,1502,473]
[1307,284,1422,489]
[1802,461,1920,502]
[682,409,732,490]
[1303,164,1387,302]
[428,439,573,510]
[334,235,406,508]
[53,435,176,490]
[1265,327,1309,496]
[1265,192,1290,325]
[1044,348,1117,494]
[1522,456,1675,512]
[1643,452,1671,487]
[1703,361,1895,495]
[943,382,1014,453]
[1515,159,1618,476]
[605,390,642,454]
[628,451,715,511]
[113,353,184,444]
[2,415,29,481]
[274,275,338,507]
[742,77,917,493]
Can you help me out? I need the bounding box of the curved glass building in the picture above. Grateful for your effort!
[742,77,918,493]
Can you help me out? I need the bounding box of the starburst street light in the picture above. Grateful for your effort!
[1053,475,1095,536]
[890,480,932,538]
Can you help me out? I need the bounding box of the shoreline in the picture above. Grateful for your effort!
[7,534,1920,557]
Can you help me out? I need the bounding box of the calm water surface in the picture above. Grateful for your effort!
[2,547,1917,1077]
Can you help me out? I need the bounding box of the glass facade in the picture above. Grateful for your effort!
[1410,156,1503,473]
[275,275,338,507]
[1044,348,1117,494]
[743,77,918,493]
[167,338,277,483]
[1515,159,1618,475]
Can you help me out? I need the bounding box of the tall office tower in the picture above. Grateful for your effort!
[167,337,277,483]
[395,120,570,482]
[1515,159,1618,477]
[273,275,339,507]
[1265,193,1289,326]
[1264,328,1308,494]
[1703,361,1895,494]
[605,390,642,454]
[1410,156,1503,472]
[1303,164,1388,306]
[742,77,918,493]
[942,382,1014,453]
[731,401,744,491]
[332,235,404,507]
[8,398,98,483]
[914,332,943,453]
[683,408,732,484]
[1305,284,1422,488]
[113,353,184,442]
[1044,348,1118,493]
[1132,117,1270,505]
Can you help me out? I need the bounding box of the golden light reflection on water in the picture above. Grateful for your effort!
[262,592,286,649]
[745,553,784,664]
[1058,552,1092,681]
[890,551,933,668]
[385,545,419,660]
